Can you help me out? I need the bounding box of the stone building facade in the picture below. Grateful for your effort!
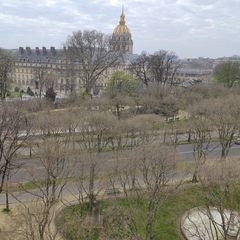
[12,47,62,91]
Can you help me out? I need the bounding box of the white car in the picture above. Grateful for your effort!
[234,138,240,145]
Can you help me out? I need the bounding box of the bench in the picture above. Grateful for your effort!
[105,188,120,195]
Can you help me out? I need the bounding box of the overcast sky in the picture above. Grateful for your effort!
[0,0,239,59]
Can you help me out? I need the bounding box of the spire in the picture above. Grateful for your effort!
[120,5,125,25]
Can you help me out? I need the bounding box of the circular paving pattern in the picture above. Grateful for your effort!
[181,206,240,240]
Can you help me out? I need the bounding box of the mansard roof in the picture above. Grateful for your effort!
[9,46,139,65]
[11,47,62,63]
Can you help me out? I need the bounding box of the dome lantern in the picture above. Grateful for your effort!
[120,5,125,25]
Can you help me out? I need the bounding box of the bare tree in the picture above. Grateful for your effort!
[44,73,57,102]
[33,66,58,102]
[73,110,116,214]
[0,48,16,100]
[162,117,188,149]
[130,50,181,95]
[161,95,180,120]
[148,50,181,98]
[191,158,240,240]
[130,53,153,88]
[187,99,217,182]
[107,143,184,239]
[11,135,75,240]
[182,88,240,161]
[107,113,160,153]
[62,29,121,95]
[207,95,240,160]
[101,117,136,153]
[34,109,68,136]
[32,66,46,99]
[0,101,30,209]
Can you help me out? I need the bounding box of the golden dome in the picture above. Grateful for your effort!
[113,6,131,35]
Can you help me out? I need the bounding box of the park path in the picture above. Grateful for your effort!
[0,192,81,240]
[0,186,112,240]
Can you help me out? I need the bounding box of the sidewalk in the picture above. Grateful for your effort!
[0,187,108,240]
[0,193,79,240]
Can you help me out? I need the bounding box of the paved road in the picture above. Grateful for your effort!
[7,142,240,183]
[1,142,240,205]
[177,142,240,161]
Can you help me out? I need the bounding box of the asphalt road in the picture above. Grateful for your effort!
[177,142,240,161]
[1,142,240,205]
[7,142,240,184]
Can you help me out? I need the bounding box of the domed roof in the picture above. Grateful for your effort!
[113,6,131,35]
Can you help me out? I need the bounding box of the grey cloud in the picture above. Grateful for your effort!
[0,0,239,58]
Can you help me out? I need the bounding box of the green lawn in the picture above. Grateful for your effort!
[56,184,214,240]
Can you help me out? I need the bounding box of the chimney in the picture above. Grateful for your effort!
[26,47,31,55]
[42,47,47,56]
[35,47,40,55]
[50,46,55,56]
[19,47,23,55]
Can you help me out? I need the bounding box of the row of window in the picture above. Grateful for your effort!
[15,63,83,70]
[114,45,131,51]
[18,58,56,63]
[15,74,33,80]
[15,68,55,74]
[16,62,55,68]
[15,79,106,90]
[113,36,131,41]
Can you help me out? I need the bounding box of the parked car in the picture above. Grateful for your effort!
[234,138,240,145]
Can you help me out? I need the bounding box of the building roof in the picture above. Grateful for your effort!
[10,46,139,65]
[11,47,62,63]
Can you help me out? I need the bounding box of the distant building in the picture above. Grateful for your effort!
[7,7,222,94]
[11,46,64,93]
[176,58,214,83]
[12,46,58,83]
[8,7,136,95]
[213,55,240,68]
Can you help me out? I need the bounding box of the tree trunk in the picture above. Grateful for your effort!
[5,191,9,211]
[192,169,198,183]
[188,131,191,142]
[221,148,227,161]
[116,104,120,120]
[89,164,95,215]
